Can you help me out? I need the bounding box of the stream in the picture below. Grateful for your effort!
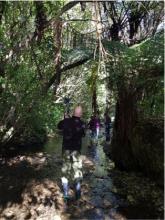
[44,129,126,219]
[0,129,163,219]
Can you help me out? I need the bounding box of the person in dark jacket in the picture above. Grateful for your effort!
[57,106,85,201]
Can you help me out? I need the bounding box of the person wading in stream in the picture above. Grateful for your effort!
[57,106,85,202]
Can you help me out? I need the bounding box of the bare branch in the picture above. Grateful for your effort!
[58,1,80,17]
[43,55,92,93]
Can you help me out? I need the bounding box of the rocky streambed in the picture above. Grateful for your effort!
[0,132,163,220]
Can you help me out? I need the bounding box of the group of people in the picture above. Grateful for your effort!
[88,112,112,141]
[88,113,100,139]
[57,106,112,203]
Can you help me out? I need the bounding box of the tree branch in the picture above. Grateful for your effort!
[58,1,80,16]
[64,18,108,22]
[43,55,92,93]
[61,56,91,72]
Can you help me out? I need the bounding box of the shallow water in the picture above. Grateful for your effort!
[42,129,164,220]
[0,129,163,219]
[43,129,126,220]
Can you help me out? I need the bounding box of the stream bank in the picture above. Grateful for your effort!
[0,131,163,219]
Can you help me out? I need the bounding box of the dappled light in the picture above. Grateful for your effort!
[0,1,164,220]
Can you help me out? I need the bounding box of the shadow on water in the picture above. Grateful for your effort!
[56,129,127,220]
[57,129,163,220]
[0,131,144,219]
[0,129,163,219]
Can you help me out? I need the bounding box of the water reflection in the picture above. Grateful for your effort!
[43,134,62,156]
[43,129,112,178]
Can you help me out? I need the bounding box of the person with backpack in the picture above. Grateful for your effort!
[57,106,85,202]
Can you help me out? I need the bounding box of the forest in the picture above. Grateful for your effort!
[0,1,164,220]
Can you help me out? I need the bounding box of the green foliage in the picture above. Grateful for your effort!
[86,62,98,95]
[0,1,163,147]
[104,33,164,118]
[0,1,68,146]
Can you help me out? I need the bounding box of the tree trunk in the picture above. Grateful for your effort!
[105,77,111,113]
[111,88,138,169]
[109,23,120,41]
[53,19,62,94]
[33,1,47,43]
[92,85,98,115]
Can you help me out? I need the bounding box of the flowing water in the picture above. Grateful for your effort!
[43,129,127,220]
[43,130,163,220]
[0,129,163,219]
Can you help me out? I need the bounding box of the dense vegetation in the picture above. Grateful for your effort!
[0,1,164,181]
[0,1,164,219]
